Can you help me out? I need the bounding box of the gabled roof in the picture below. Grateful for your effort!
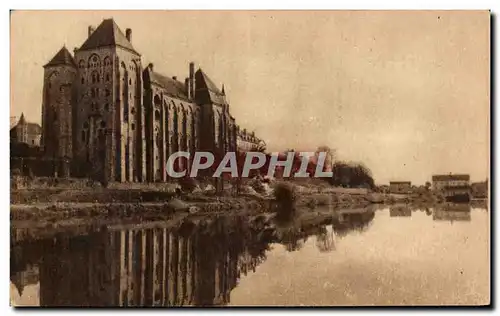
[150,72,189,100]
[78,19,139,55]
[197,69,222,94]
[18,113,26,125]
[432,174,470,181]
[44,46,76,68]
[195,69,226,105]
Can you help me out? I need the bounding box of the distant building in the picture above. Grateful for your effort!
[236,127,264,152]
[10,113,42,146]
[432,174,471,202]
[432,174,470,191]
[389,181,411,194]
[471,180,488,198]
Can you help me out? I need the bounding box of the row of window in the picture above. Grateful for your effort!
[79,55,112,69]
[89,88,112,98]
[79,56,139,72]
[81,72,112,85]
[83,121,106,129]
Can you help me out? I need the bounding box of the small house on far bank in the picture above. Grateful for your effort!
[389,181,412,194]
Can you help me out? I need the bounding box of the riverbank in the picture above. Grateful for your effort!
[12,177,486,244]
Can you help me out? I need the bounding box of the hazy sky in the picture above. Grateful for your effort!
[10,10,490,184]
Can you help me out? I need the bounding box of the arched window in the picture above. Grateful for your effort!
[154,95,161,108]
[91,71,99,84]
[78,60,85,69]
[103,56,111,67]
[105,89,110,97]
[83,121,89,129]
[105,73,110,82]
[104,103,109,111]
[81,130,86,142]
[88,54,100,68]
[81,77,85,84]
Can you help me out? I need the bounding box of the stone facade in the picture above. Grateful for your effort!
[41,19,239,183]
[236,127,265,152]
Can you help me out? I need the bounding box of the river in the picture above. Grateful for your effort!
[10,204,489,306]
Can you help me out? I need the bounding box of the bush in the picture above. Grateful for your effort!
[273,182,297,219]
[178,177,199,193]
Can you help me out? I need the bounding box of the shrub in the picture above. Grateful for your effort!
[178,177,198,193]
[273,182,297,219]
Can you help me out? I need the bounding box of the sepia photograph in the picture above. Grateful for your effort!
[9,10,490,307]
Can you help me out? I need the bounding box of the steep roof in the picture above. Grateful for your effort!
[79,19,139,55]
[18,113,26,125]
[11,113,41,134]
[432,174,470,181]
[197,69,223,94]
[195,69,226,105]
[44,46,76,68]
[150,72,189,100]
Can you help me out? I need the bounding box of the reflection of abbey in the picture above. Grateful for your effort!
[41,18,261,182]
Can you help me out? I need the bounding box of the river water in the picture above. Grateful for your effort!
[10,204,489,306]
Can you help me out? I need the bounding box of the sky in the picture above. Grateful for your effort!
[10,10,490,184]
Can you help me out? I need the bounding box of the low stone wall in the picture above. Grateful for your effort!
[10,188,177,204]
[11,176,98,190]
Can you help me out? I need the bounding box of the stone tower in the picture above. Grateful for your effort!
[41,46,77,175]
[73,19,145,182]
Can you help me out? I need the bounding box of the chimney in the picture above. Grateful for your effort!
[185,78,191,99]
[172,76,177,81]
[148,63,154,71]
[126,28,132,42]
[189,62,195,99]
[88,26,95,38]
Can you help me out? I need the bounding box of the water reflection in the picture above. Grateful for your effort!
[389,205,412,217]
[433,204,472,222]
[12,204,484,307]
[11,206,378,307]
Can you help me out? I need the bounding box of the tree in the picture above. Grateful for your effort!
[425,181,431,191]
[331,161,375,189]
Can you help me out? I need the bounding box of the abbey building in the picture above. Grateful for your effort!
[41,19,241,182]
